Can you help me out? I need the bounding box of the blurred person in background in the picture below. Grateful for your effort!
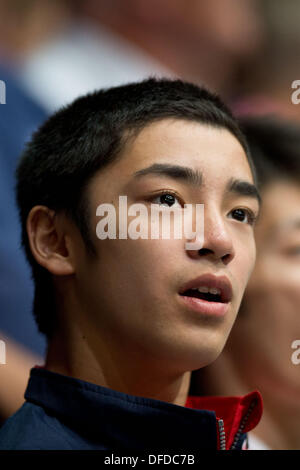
[236,0,300,122]
[0,0,263,112]
[0,0,80,422]
[191,116,300,450]
[77,0,262,94]
[0,66,46,423]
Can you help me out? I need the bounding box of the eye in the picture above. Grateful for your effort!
[286,246,300,257]
[228,208,257,225]
[151,192,182,208]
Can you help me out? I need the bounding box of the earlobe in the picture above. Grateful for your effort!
[26,206,75,276]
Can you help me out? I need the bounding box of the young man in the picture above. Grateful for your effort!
[0,78,262,450]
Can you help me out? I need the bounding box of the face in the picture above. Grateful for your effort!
[72,119,258,374]
[228,181,300,404]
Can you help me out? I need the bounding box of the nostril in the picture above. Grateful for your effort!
[198,248,214,256]
[221,253,232,263]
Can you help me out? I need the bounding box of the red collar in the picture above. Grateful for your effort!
[185,390,263,450]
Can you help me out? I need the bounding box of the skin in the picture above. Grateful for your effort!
[0,333,41,420]
[197,181,300,449]
[26,119,259,406]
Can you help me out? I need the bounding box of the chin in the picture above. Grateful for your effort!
[195,348,225,370]
[169,340,226,373]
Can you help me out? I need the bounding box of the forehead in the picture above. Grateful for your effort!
[89,118,253,196]
[125,119,247,164]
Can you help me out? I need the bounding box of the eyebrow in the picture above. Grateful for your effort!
[133,163,203,186]
[133,163,261,206]
[226,178,261,206]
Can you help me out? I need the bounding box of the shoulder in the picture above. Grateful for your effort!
[0,402,73,450]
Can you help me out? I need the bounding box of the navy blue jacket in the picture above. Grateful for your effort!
[0,367,263,450]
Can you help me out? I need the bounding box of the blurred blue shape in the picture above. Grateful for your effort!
[0,65,47,356]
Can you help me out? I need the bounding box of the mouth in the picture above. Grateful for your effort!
[181,288,223,303]
[178,273,233,317]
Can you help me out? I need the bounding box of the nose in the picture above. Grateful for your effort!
[186,206,235,265]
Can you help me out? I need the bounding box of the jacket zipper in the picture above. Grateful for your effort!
[230,399,257,450]
[217,418,226,450]
[217,398,257,450]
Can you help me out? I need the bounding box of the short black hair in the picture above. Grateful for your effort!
[239,115,300,190]
[16,77,254,340]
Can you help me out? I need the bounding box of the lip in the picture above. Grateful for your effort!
[178,273,233,317]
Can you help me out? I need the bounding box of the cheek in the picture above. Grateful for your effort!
[234,237,257,296]
[93,238,178,299]
[249,252,300,300]
[268,269,300,323]
[125,238,183,299]
[243,255,300,334]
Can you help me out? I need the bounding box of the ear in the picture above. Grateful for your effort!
[26,206,76,276]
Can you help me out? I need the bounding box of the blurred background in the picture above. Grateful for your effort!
[0,0,299,449]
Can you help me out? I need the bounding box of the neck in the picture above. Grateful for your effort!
[45,320,191,407]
